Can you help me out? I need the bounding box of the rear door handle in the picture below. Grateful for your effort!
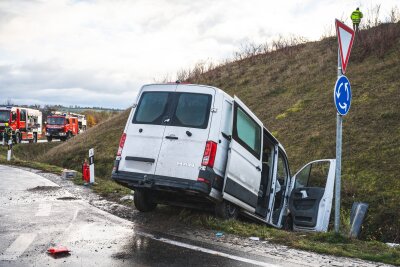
[256,166,261,171]
[165,135,178,140]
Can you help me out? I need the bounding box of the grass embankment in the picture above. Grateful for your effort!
[187,23,400,243]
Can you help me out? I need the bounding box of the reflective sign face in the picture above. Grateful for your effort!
[334,75,352,116]
[89,148,94,157]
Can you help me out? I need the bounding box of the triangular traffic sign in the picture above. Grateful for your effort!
[335,19,355,74]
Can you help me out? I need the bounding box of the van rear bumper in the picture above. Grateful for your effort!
[112,171,211,195]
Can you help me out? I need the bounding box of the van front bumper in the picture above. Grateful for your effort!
[112,170,211,195]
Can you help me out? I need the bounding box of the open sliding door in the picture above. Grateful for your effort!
[223,96,263,213]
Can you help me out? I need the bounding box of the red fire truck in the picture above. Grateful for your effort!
[0,106,43,143]
[45,114,79,142]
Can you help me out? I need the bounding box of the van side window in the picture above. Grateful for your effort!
[295,161,330,188]
[172,93,211,129]
[233,105,261,158]
[133,92,169,124]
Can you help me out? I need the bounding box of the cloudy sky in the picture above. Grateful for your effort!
[0,0,398,108]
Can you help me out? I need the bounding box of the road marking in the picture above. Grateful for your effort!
[0,233,37,261]
[138,232,279,267]
[35,203,51,217]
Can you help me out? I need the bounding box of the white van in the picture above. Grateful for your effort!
[112,82,336,232]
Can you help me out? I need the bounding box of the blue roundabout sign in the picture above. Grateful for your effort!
[334,75,352,116]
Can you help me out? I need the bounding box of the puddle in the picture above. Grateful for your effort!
[57,196,79,200]
[28,186,60,192]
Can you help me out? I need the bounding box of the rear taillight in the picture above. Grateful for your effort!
[202,141,217,168]
[117,133,127,156]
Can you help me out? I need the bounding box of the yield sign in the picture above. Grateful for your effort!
[335,19,355,74]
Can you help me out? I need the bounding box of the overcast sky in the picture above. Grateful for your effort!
[0,0,398,108]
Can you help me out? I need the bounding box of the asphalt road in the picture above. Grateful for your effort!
[0,165,291,267]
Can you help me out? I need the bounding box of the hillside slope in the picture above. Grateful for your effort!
[35,23,399,242]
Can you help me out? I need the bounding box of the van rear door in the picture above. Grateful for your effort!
[119,84,177,175]
[154,85,215,181]
[288,159,336,232]
[223,96,263,213]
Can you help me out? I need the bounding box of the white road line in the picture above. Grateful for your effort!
[138,232,279,267]
[35,203,51,217]
[0,233,37,261]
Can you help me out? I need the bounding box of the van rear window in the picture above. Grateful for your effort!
[133,92,169,124]
[132,91,212,129]
[172,93,211,129]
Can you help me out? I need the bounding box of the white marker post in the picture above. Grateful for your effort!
[7,139,12,161]
[89,148,95,184]
[334,20,355,233]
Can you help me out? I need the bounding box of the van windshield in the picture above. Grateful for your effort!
[0,110,10,123]
[133,92,212,129]
[47,117,65,125]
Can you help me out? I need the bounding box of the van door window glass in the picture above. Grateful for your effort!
[172,93,211,129]
[233,106,261,158]
[295,161,330,188]
[277,152,288,185]
[133,92,169,124]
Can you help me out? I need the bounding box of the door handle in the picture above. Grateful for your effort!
[165,135,178,140]
[256,166,261,171]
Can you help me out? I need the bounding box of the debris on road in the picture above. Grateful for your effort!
[47,246,70,255]
[120,195,134,202]
[249,237,260,241]
[216,232,224,238]
[62,169,77,179]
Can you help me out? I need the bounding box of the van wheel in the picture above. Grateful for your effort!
[215,200,238,220]
[134,190,157,212]
[47,137,52,142]
[283,214,293,231]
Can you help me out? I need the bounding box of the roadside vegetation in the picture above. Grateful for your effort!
[0,19,399,265]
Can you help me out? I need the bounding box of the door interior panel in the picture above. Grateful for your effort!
[289,187,325,228]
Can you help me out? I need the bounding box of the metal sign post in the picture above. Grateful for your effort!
[7,139,12,161]
[335,51,343,233]
[89,148,95,184]
[334,19,354,233]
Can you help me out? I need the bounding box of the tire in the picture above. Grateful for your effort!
[133,190,157,212]
[33,133,38,143]
[215,200,239,220]
[47,137,52,142]
[283,214,293,231]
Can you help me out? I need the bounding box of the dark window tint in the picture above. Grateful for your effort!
[172,93,211,129]
[233,104,261,158]
[0,111,10,122]
[133,92,169,124]
[295,161,330,188]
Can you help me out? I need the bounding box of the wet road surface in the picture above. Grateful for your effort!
[0,165,291,267]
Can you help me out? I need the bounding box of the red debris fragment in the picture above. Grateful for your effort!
[47,246,70,254]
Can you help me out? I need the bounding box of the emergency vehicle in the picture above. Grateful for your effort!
[0,106,42,143]
[45,113,79,142]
